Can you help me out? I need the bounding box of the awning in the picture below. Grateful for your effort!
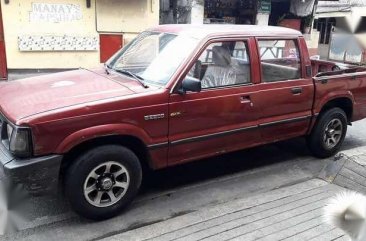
[316,0,366,14]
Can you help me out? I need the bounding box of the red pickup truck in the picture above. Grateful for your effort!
[1,25,366,220]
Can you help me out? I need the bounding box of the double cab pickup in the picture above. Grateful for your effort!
[1,25,366,220]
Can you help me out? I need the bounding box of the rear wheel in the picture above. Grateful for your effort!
[307,108,347,158]
[65,145,142,220]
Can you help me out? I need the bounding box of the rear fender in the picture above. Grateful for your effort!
[314,91,355,115]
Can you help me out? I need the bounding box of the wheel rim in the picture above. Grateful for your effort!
[83,161,130,208]
[323,118,343,149]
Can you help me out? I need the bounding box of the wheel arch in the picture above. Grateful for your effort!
[57,124,155,180]
[317,97,353,122]
[61,135,151,168]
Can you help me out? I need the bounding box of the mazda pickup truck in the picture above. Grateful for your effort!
[1,25,366,220]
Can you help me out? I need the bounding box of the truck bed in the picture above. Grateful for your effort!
[312,66,366,122]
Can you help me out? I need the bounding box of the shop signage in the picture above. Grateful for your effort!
[29,3,82,23]
[258,0,271,13]
[18,35,98,51]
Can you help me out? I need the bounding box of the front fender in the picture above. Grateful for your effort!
[55,123,153,153]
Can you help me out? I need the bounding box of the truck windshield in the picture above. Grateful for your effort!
[106,31,199,86]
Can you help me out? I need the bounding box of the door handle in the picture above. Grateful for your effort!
[291,87,303,95]
[240,96,253,107]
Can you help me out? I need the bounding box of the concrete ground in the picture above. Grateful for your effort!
[102,180,347,241]
[2,72,366,240]
[101,145,366,241]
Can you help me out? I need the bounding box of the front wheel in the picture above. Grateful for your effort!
[64,145,142,220]
[307,108,348,158]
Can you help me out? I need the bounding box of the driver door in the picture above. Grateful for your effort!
[168,38,262,165]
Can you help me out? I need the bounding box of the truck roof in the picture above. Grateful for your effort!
[148,24,303,39]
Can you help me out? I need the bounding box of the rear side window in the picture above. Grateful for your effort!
[258,39,301,82]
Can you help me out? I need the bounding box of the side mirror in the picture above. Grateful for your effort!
[178,76,201,94]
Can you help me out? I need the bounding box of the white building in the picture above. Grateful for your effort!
[315,0,366,62]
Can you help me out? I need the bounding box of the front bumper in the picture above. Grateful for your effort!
[0,143,62,195]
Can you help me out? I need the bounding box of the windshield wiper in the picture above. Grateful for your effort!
[104,64,111,75]
[113,69,148,88]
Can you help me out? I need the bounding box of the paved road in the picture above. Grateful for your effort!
[1,119,365,241]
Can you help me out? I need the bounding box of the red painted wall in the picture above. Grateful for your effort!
[0,3,7,79]
[279,19,301,31]
[99,34,123,63]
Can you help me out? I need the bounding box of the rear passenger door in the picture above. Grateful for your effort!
[255,38,314,142]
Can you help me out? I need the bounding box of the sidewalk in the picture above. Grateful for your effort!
[99,146,366,241]
[102,179,346,241]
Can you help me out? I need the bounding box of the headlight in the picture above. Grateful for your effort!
[8,125,32,158]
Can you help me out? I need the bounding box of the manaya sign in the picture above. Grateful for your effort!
[29,3,82,23]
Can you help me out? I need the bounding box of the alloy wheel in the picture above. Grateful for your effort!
[83,161,130,208]
[323,118,343,150]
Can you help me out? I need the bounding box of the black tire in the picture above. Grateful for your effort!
[307,107,348,158]
[64,145,142,220]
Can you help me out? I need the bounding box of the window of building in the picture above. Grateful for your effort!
[204,0,256,24]
[317,18,336,45]
[187,41,251,89]
[258,39,301,82]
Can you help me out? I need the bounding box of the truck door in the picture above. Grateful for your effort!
[168,38,262,165]
[254,37,314,142]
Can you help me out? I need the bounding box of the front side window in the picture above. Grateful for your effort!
[187,41,251,89]
[258,39,301,82]
[107,31,199,86]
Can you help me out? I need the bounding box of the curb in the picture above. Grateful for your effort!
[319,152,366,193]
[318,153,347,183]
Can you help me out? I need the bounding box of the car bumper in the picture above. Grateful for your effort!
[0,144,62,195]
